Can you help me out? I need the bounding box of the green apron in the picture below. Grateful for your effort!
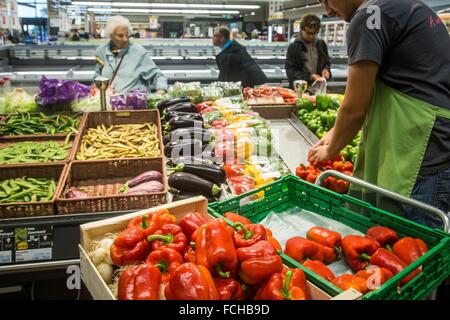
[350,79,450,217]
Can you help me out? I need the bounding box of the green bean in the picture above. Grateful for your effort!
[0,113,81,136]
[0,177,56,204]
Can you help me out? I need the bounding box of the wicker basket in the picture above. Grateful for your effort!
[0,112,86,140]
[74,110,164,162]
[56,157,167,215]
[0,164,67,219]
[0,134,78,166]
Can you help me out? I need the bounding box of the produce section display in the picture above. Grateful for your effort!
[82,203,319,300]
[76,123,160,160]
[243,86,297,105]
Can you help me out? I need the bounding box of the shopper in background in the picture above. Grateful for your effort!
[230,28,240,41]
[285,14,331,89]
[213,26,267,88]
[272,30,286,42]
[94,15,167,94]
[308,0,450,229]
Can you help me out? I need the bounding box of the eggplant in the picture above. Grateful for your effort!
[164,102,197,114]
[169,156,213,166]
[168,172,222,197]
[164,111,203,123]
[124,170,162,189]
[171,191,216,203]
[173,163,225,185]
[164,128,214,145]
[164,139,203,158]
[123,180,165,195]
[164,116,203,131]
[157,97,191,113]
[65,187,88,199]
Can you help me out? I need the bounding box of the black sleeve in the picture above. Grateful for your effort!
[285,43,311,82]
[347,10,395,66]
[321,40,332,76]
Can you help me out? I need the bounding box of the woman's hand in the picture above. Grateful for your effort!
[156,89,166,95]
[308,130,339,164]
[321,69,330,80]
[311,74,327,83]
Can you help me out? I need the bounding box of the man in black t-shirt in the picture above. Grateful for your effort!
[308,0,450,229]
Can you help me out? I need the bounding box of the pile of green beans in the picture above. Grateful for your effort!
[0,141,72,164]
[0,113,81,136]
[0,177,56,203]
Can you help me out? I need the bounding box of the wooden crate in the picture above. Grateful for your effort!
[0,112,86,140]
[79,196,361,300]
[0,163,67,219]
[56,158,167,215]
[74,110,164,162]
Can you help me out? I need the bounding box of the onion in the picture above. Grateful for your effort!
[100,238,114,265]
[96,262,113,284]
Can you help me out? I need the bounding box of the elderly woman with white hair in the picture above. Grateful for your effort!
[94,15,167,94]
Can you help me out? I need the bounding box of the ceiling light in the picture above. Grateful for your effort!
[71,2,259,10]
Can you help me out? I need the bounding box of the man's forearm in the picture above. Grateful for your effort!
[327,105,366,156]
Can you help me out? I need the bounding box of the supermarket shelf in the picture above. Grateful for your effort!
[0,259,79,275]
[288,112,320,146]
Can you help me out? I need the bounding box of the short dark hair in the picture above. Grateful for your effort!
[300,14,321,33]
[215,26,230,40]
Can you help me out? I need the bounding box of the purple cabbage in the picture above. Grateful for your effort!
[110,94,128,110]
[36,76,91,107]
[127,89,148,110]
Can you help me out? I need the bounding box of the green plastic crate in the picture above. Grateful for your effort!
[208,175,450,300]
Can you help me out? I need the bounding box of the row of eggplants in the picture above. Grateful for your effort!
[158,97,226,201]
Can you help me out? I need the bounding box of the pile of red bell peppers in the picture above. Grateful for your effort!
[295,157,354,193]
[283,225,429,295]
[109,209,311,300]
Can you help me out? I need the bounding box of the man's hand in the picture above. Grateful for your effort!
[322,69,331,80]
[308,130,339,164]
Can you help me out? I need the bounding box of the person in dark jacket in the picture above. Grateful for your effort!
[213,26,267,88]
[285,15,331,89]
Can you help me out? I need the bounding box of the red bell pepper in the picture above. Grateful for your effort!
[110,227,151,266]
[370,248,420,285]
[343,161,354,172]
[306,226,342,253]
[164,263,219,300]
[213,278,246,300]
[342,235,380,272]
[355,267,394,291]
[392,237,424,278]
[414,238,429,255]
[331,274,368,294]
[224,211,251,225]
[232,222,267,248]
[255,268,307,300]
[228,175,255,195]
[366,226,399,251]
[127,209,177,238]
[145,248,184,282]
[239,254,283,285]
[236,240,278,262]
[223,164,245,178]
[118,263,161,300]
[196,102,212,113]
[265,228,283,251]
[178,212,207,242]
[183,245,196,263]
[295,165,309,180]
[313,241,338,264]
[284,237,324,264]
[195,219,238,278]
[147,224,187,254]
[302,260,335,282]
